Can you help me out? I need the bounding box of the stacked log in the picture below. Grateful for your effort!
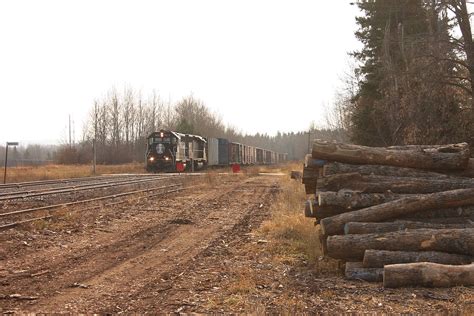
[302,140,474,288]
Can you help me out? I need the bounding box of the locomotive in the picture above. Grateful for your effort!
[146,130,207,172]
[146,129,287,172]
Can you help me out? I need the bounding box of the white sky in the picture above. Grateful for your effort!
[0,0,360,145]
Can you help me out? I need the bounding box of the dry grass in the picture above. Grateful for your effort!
[259,162,340,273]
[1,163,145,183]
[227,267,258,295]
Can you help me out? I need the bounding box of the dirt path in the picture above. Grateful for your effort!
[0,174,279,313]
[1,171,473,314]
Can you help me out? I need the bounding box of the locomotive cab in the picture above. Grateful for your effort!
[146,130,180,172]
[146,130,207,172]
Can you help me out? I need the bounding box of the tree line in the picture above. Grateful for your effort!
[338,0,474,147]
[48,87,342,164]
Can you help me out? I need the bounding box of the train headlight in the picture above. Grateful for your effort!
[149,157,155,161]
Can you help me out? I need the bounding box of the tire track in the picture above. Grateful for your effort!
[25,178,277,312]
[0,177,251,312]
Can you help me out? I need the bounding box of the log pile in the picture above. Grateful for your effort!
[303,140,474,288]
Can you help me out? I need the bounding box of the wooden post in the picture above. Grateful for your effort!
[3,144,8,184]
[92,138,97,175]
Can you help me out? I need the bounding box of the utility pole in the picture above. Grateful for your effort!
[4,142,19,184]
[305,130,312,154]
[73,118,75,146]
[92,138,97,175]
[69,115,72,148]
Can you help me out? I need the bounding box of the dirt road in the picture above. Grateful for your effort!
[0,174,279,313]
[1,171,473,314]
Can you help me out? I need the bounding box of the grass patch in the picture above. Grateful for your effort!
[1,163,145,183]
[227,268,258,295]
[259,162,340,274]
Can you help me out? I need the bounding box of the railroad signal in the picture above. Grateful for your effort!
[4,141,19,184]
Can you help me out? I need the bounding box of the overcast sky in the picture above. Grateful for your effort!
[0,0,360,145]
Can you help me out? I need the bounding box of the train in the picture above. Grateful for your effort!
[145,129,287,172]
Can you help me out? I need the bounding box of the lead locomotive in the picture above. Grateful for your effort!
[146,130,207,172]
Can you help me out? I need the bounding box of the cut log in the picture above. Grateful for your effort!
[322,162,452,178]
[309,206,474,223]
[445,158,474,178]
[317,173,474,194]
[304,199,316,218]
[318,190,416,209]
[363,250,473,268]
[304,154,326,169]
[405,216,474,225]
[345,262,383,282]
[312,199,474,223]
[302,167,318,195]
[320,233,328,256]
[397,205,474,220]
[305,200,347,219]
[383,262,474,288]
[326,228,474,261]
[290,171,302,181]
[312,140,470,170]
[401,216,474,224]
[320,188,474,236]
[344,220,474,235]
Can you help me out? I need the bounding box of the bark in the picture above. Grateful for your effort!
[326,228,474,261]
[304,199,316,218]
[363,250,473,268]
[322,162,451,178]
[383,262,474,288]
[317,173,474,194]
[320,188,474,236]
[302,167,318,195]
[312,140,470,170]
[320,233,328,256]
[400,216,474,224]
[400,205,474,220]
[318,190,416,209]
[344,220,474,235]
[345,262,383,282]
[311,199,474,222]
[304,154,326,169]
[444,158,474,178]
[290,171,302,181]
[305,200,347,219]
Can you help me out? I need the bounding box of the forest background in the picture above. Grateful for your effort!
[2,0,473,165]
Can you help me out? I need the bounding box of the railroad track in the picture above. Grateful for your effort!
[0,172,207,231]
[0,183,187,231]
[0,175,121,190]
[0,173,195,193]
[0,175,174,201]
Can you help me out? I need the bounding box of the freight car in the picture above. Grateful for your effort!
[146,130,287,172]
